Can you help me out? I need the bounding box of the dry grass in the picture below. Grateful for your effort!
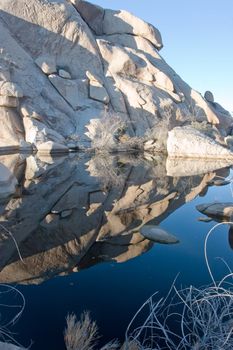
[0,284,26,348]
[64,312,99,350]
[125,222,233,350]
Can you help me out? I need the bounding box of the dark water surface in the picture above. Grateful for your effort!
[0,152,233,349]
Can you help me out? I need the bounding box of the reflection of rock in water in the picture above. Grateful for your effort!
[0,153,230,284]
[228,226,233,250]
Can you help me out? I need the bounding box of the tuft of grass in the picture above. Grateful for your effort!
[64,312,99,350]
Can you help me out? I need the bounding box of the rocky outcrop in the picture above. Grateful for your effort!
[0,0,231,153]
[0,152,231,284]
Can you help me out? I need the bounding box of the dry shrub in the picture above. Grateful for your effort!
[85,112,126,151]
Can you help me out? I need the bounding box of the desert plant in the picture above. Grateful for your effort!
[85,112,127,151]
[64,312,122,350]
[64,312,99,350]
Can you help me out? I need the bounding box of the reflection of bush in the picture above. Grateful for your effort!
[86,154,128,190]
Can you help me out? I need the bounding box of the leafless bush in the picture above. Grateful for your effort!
[85,112,126,151]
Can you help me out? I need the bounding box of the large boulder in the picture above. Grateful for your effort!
[167,126,233,158]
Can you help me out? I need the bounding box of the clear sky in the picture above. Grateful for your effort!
[91,0,233,113]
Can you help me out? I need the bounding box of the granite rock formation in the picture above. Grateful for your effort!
[0,0,232,154]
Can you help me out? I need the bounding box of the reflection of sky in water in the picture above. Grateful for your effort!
[1,158,233,349]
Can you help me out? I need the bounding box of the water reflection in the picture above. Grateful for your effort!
[0,152,231,284]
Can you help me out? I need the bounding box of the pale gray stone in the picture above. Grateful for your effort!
[0,96,18,108]
[155,71,174,92]
[0,81,23,98]
[166,157,233,177]
[86,70,103,85]
[23,117,66,145]
[140,225,179,244]
[167,126,233,158]
[197,217,212,222]
[70,0,104,35]
[49,74,89,110]
[86,70,109,104]
[35,55,57,75]
[89,81,109,104]
[103,9,163,49]
[37,141,69,154]
[58,69,71,79]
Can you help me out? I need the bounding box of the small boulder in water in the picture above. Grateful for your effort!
[196,202,233,220]
[197,216,212,223]
[140,225,179,244]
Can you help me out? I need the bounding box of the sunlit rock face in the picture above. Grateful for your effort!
[0,0,232,153]
[0,153,230,285]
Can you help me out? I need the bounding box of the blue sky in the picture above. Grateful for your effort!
[92,0,233,112]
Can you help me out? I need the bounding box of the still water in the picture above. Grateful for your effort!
[0,152,233,349]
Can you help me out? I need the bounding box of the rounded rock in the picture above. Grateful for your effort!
[58,69,71,79]
[204,91,214,103]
